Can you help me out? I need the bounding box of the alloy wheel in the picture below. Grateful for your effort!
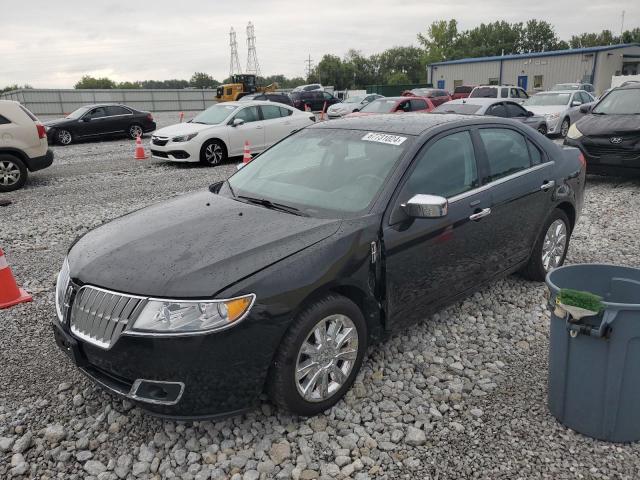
[561,119,570,138]
[205,143,223,165]
[0,160,21,187]
[294,314,359,402]
[129,125,143,139]
[58,130,72,145]
[542,219,567,271]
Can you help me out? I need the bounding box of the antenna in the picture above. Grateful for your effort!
[229,27,242,77]
[246,21,260,77]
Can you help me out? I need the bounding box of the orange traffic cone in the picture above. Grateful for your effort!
[319,101,328,121]
[304,104,311,112]
[179,112,184,123]
[243,141,252,164]
[134,135,147,160]
[0,248,32,309]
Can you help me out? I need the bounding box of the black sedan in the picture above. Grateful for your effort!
[52,114,585,418]
[45,104,156,146]
[564,82,640,175]
[434,98,548,135]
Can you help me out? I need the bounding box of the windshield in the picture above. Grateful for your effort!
[343,95,366,104]
[552,84,579,90]
[227,128,413,217]
[470,87,497,98]
[524,93,571,106]
[360,99,399,113]
[433,103,482,114]
[592,89,640,115]
[192,104,238,124]
[66,107,90,119]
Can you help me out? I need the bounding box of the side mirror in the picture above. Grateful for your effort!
[232,118,245,127]
[82,117,91,122]
[579,104,592,114]
[401,194,448,219]
[571,100,581,107]
[527,110,534,117]
[353,108,360,112]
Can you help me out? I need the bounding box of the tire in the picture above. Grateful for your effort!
[520,209,571,281]
[128,124,144,139]
[537,124,548,136]
[268,294,368,416]
[560,118,570,138]
[56,129,73,146]
[0,154,28,192]
[199,140,227,166]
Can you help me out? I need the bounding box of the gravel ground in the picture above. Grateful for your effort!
[1,113,640,479]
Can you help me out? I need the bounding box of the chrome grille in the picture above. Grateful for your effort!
[70,286,146,350]
[151,136,169,146]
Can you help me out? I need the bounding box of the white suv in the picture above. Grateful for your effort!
[0,100,53,192]
[469,85,529,104]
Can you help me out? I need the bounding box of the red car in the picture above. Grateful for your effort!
[345,96,435,117]
[451,85,476,100]
[400,88,451,107]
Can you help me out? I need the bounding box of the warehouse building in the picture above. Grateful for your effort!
[427,43,640,95]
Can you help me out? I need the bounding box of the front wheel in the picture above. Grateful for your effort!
[57,129,73,146]
[520,209,571,281]
[560,118,570,138]
[199,140,227,166]
[128,124,143,139]
[268,294,367,416]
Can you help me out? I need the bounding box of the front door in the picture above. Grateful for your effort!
[228,105,266,155]
[81,106,110,137]
[517,75,528,91]
[437,80,445,89]
[383,130,493,329]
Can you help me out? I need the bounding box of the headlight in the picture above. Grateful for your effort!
[545,112,560,120]
[55,258,70,322]
[172,133,198,142]
[566,123,583,140]
[130,294,255,335]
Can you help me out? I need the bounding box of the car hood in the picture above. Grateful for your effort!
[68,191,341,297]
[44,118,75,127]
[525,105,566,116]
[153,122,220,137]
[576,114,640,136]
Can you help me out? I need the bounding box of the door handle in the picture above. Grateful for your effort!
[469,208,491,221]
[255,126,263,129]
[540,180,556,191]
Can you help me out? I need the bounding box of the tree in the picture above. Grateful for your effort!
[312,54,354,89]
[386,72,411,85]
[74,76,116,89]
[621,28,640,44]
[379,46,425,84]
[0,84,32,94]
[117,81,142,89]
[417,19,460,63]
[189,72,219,89]
[519,20,562,52]
[569,29,617,48]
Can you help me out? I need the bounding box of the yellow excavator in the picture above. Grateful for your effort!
[215,74,278,102]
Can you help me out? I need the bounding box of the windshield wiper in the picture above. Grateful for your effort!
[236,195,309,217]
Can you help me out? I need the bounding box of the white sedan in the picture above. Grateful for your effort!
[150,101,315,165]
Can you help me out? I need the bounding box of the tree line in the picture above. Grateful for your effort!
[1,20,638,94]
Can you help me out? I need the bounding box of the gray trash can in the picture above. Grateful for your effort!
[546,264,640,443]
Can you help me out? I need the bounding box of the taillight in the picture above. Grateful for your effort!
[578,152,586,168]
[36,123,46,139]
[146,113,154,121]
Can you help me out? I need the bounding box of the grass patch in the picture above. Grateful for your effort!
[557,288,604,313]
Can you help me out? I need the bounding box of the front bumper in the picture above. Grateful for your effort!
[25,149,54,172]
[150,138,200,162]
[565,137,640,176]
[51,307,284,418]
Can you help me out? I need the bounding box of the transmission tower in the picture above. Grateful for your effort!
[305,55,314,79]
[229,27,242,77]
[246,21,261,77]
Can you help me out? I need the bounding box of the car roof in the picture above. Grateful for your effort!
[310,112,513,136]
[535,90,578,94]
[618,82,640,90]
[221,100,292,107]
[444,98,512,106]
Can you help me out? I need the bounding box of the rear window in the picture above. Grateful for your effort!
[470,87,497,98]
[0,114,10,125]
[434,103,482,114]
[454,86,473,94]
[19,105,38,121]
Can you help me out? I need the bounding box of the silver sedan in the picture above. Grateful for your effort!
[523,90,595,137]
[327,94,384,118]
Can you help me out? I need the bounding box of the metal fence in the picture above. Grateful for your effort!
[0,89,218,115]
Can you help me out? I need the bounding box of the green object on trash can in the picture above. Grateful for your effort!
[556,288,604,320]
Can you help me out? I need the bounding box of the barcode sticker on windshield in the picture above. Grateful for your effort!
[362,132,407,146]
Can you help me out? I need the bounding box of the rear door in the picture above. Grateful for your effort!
[383,129,494,328]
[259,104,294,144]
[227,105,265,154]
[409,98,428,112]
[106,105,133,134]
[476,126,555,271]
[486,103,507,118]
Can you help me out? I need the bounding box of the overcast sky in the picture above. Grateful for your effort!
[1,0,637,88]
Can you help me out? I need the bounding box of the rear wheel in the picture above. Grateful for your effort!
[128,124,143,139]
[57,129,73,146]
[521,209,571,281]
[560,118,570,138]
[199,140,227,166]
[268,294,367,416]
[0,154,28,192]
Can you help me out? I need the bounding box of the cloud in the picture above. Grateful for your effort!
[0,0,637,88]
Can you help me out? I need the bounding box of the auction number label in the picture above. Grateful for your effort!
[362,132,407,146]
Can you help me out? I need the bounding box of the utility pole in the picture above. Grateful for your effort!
[305,55,314,80]
[620,10,625,43]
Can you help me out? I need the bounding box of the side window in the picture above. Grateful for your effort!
[479,128,532,182]
[401,131,478,200]
[410,99,427,111]
[279,107,293,117]
[106,106,131,116]
[505,102,527,117]
[500,87,508,98]
[88,107,107,119]
[397,100,411,112]
[486,103,507,117]
[261,105,283,120]
[527,140,543,165]
[233,106,260,123]
[225,88,233,96]
[580,92,592,103]
[0,114,10,125]
[510,88,519,98]
[520,89,529,98]
[322,92,333,100]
